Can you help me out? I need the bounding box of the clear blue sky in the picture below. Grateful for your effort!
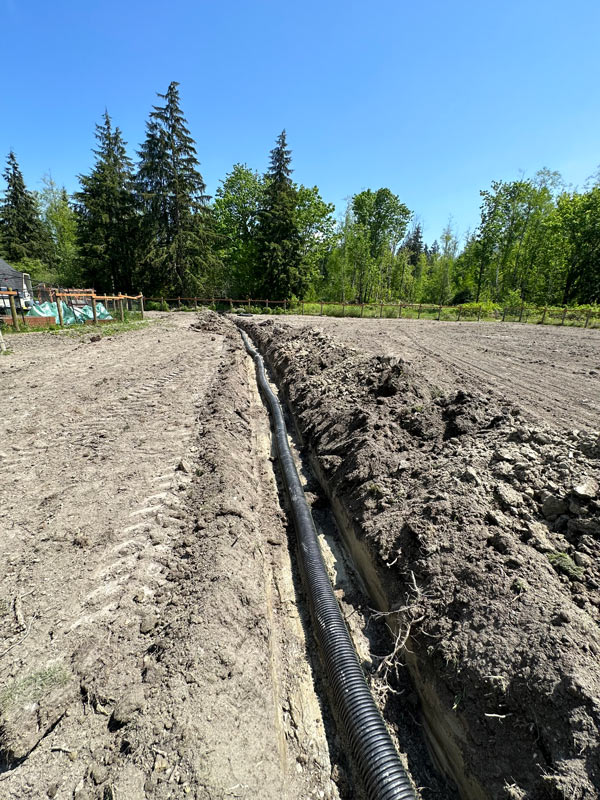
[1,0,599,244]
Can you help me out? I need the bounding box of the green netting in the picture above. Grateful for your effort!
[26,301,113,325]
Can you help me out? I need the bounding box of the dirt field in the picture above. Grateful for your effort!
[2,311,599,800]
[0,313,347,799]
[268,316,600,433]
[241,316,600,800]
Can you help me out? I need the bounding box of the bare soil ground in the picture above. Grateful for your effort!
[268,316,600,433]
[0,313,342,799]
[241,316,600,800]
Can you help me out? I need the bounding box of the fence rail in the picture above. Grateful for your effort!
[3,288,598,331]
[0,289,145,329]
[144,296,600,329]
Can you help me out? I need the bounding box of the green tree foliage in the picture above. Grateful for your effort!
[0,150,52,265]
[556,187,600,304]
[38,175,80,286]
[324,189,411,303]
[214,163,264,297]
[461,172,600,306]
[420,222,459,304]
[295,184,336,299]
[75,112,138,293]
[254,130,302,300]
[137,81,219,295]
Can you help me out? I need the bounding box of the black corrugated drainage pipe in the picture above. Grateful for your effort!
[240,329,417,800]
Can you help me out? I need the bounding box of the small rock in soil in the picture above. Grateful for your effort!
[573,477,598,500]
[140,613,158,634]
[541,494,567,519]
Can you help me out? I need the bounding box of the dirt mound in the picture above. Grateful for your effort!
[240,318,600,800]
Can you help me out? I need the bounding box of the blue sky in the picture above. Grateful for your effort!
[1,0,599,244]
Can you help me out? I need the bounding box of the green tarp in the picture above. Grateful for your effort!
[26,301,112,325]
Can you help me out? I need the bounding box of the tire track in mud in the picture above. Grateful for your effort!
[397,326,600,431]
[0,315,345,800]
[0,317,228,797]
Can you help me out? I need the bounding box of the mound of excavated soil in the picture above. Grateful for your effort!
[240,318,600,800]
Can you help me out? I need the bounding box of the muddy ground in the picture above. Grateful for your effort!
[0,313,352,799]
[240,315,600,800]
[267,316,600,433]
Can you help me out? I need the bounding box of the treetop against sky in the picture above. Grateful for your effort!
[1,0,599,240]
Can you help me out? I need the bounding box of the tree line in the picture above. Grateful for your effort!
[0,81,598,306]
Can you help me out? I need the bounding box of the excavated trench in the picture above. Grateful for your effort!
[237,325,459,800]
[235,315,600,800]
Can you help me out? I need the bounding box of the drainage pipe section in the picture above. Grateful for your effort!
[240,329,416,800]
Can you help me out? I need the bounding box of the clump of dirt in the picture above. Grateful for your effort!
[240,318,600,800]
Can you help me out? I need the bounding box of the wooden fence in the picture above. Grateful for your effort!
[0,290,145,330]
[145,296,599,329]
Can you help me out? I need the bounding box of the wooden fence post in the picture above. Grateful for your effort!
[284,299,287,312]
[518,301,524,323]
[437,304,442,321]
[417,304,422,319]
[91,295,98,324]
[320,301,324,316]
[379,302,383,318]
[55,294,64,328]
[541,306,547,324]
[584,309,592,328]
[8,293,19,331]
[194,297,198,310]
[502,307,507,322]
[342,302,345,317]
[561,307,567,325]
[139,295,144,320]
[177,297,182,309]
[119,294,125,322]
[477,304,482,322]
[266,298,269,310]
[361,304,365,317]
[301,301,304,315]
[457,306,462,321]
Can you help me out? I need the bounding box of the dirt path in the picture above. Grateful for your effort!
[266,316,600,432]
[0,313,339,799]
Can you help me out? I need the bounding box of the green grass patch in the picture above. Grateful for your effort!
[0,664,72,712]
[547,551,584,580]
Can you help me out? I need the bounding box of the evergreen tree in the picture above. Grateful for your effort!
[75,112,138,292]
[0,150,51,264]
[254,130,302,300]
[137,81,218,295]
[404,223,423,267]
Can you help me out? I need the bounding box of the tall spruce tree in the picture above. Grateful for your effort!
[75,112,138,292]
[0,150,51,264]
[254,130,302,300]
[136,81,217,294]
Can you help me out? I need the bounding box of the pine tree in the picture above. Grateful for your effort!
[0,150,52,264]
[254,130,302,300]
[75,112,138,292]
[404,223,423,267]
[136,81,217,295]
